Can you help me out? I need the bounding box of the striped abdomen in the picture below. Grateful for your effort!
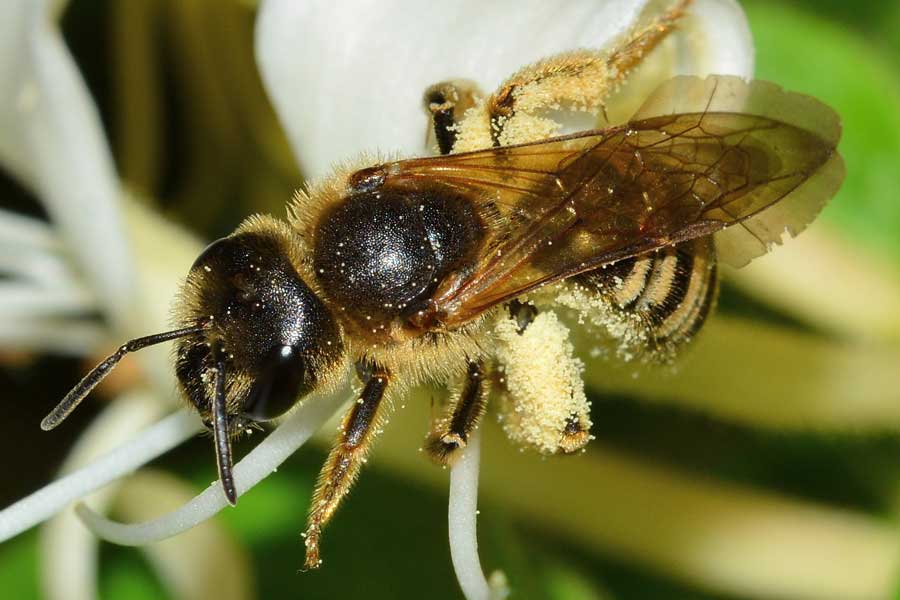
[571,237,719,357]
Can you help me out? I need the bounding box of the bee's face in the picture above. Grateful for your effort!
[175,220,344,427]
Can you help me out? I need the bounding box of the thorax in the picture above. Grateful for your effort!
[310,184,486,344]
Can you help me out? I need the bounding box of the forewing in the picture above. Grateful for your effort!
[376,75,843,327]
[632,75,845,266]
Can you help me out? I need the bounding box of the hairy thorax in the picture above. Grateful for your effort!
[310,184,486,345]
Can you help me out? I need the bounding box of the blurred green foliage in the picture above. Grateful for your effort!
[748,1,900,262]
[2,1,900,599]
[0,532,40,600]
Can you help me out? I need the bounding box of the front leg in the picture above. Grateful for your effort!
[422,80,480,155]
[452,0,691,150]
[303,362,391,570]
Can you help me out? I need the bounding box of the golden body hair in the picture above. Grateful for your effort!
[43,0,844,574]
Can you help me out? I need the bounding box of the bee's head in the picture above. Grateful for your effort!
[41,215,343,504]
[175,216,344,428]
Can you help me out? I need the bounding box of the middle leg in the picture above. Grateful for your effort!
[425,360,490,466]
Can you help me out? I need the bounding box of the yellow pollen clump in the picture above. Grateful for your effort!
[493,310,592,454]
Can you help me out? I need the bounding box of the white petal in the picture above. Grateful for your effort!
[0,317,104,355]
[0,205,109,356]
[686,0,754,77]
[0,282,95,317]
[0,249,77,290]
[0,208,60,253]
[258,0,646,179]
[0,0,134,327]
[256,0,752,180]
[73,378,349,545]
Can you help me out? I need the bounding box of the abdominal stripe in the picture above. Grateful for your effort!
[577,238,717,346]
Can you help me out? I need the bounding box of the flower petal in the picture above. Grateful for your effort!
[0,208,60,253]
[0,0,134,327]
[0,317,104,355]
[0,282,95,317]
[256,0,753,179]
[730,228,900,342]
[256,0,645,179]
[576,316,900,432]
[73,379,349,545]
[681,0,754,77]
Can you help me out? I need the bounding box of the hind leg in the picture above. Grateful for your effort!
[494,302,593,455]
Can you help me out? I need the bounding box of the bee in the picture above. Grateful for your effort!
[40,0,843,570]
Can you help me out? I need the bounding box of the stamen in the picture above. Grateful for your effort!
[74,381,349,545]
[0,409,201,542]
[448,429,508,600]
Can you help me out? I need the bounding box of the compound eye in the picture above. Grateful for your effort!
[242,345,309,421]
[191,236,230,270]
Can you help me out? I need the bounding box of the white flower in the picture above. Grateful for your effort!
[0,10,145,600]
[4,2,900,600]
[0,0,131,350]
[256,0,753,180]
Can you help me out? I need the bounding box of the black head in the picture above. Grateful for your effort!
[41,216,344,505]
[176,218,344,426]
[41,218,343,504]
[173,218,344,504]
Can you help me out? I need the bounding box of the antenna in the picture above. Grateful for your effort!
[41,323,209,431]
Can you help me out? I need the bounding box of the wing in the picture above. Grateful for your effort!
[374,75,844,328]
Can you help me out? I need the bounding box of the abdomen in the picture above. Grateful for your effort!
[556,237,718,360]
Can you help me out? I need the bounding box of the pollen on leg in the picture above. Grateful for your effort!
[493,310,592,455]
